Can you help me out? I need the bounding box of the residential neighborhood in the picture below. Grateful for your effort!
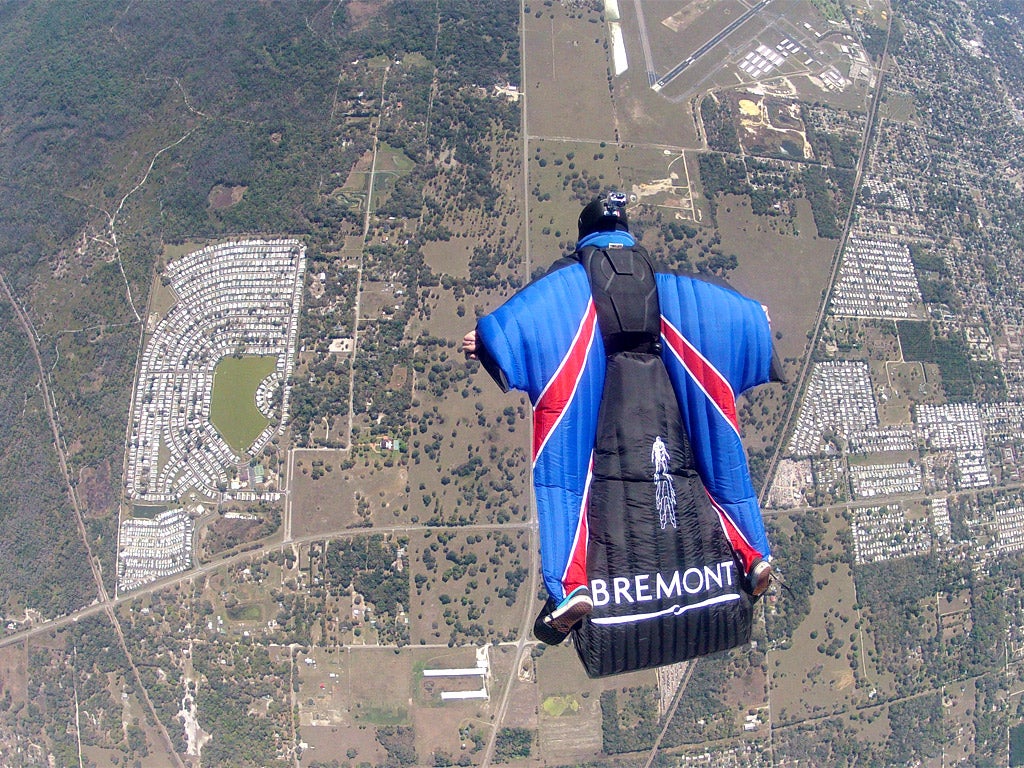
[125,239,305,505]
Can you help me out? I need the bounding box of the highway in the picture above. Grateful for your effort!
[480,7,542,763]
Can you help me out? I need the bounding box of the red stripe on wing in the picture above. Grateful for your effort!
[532,301,599,462]
[706,491,760,572]
[660,317,739,434]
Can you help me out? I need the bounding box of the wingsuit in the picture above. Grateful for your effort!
[470,196,780,676]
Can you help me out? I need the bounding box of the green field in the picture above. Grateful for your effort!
[210,355,277,454]
[132,504,169,519]
[541,695,580,717]
[226,603,262,622]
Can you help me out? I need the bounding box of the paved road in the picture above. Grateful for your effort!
[480,8,542,764]
[757,12,894,511]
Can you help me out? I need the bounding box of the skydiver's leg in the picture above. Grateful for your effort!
[707,494,772,594]
[656,480,669,528]
[534,485,588,602]
[532,458,594,641]
[544,454,592,600]
[707,495,760,571]
[559,484,591,598]
[544,477,594,635]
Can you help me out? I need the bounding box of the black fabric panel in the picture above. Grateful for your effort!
[572,353,752,677]
[579,246,661,354]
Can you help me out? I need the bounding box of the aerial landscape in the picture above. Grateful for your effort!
[2,0,1024,765]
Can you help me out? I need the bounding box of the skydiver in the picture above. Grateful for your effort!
[463,192,780,652]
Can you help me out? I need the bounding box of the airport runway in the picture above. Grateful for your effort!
[653,0,772,91]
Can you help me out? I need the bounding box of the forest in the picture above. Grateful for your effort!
[0,0,521,620]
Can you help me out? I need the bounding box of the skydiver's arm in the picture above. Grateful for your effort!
[668,270,786,385]
[463,328,510,392]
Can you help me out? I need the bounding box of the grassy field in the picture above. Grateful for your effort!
[533,644,645,763]
[769,511,867,725]
[421,238,473,279]
[294,646,388,766]
[298,645,496,765]
[210,355,277,454]
[527,137,622,262]
[338,142,415,215]
[371,142,416,210]
[145,271,180,321]
[290,447,409,536]
[132,503,168,519]
[521,3,614,141]
[161,240,211,266]
[719,195,839,366]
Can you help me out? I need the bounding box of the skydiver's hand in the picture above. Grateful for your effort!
[462,330,479,360]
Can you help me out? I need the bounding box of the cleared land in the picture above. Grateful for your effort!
[522,3,615,141]
[720,195,838,365]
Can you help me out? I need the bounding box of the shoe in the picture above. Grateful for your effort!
[533,600,570,645]
[545,586,593,633]
[748,558,773,597]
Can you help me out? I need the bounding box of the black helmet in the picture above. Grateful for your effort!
[577,191,629,240]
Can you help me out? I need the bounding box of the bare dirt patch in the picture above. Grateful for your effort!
[661,0,718,33]
[732,93,811,160]
[78,459,115,517]
[344,0,379,30]
[207,184,246,210]
[421,239,472,279]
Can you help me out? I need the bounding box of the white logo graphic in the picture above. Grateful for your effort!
[652,436,677,529]
[589,562,741,625]
[590,593,742,625]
